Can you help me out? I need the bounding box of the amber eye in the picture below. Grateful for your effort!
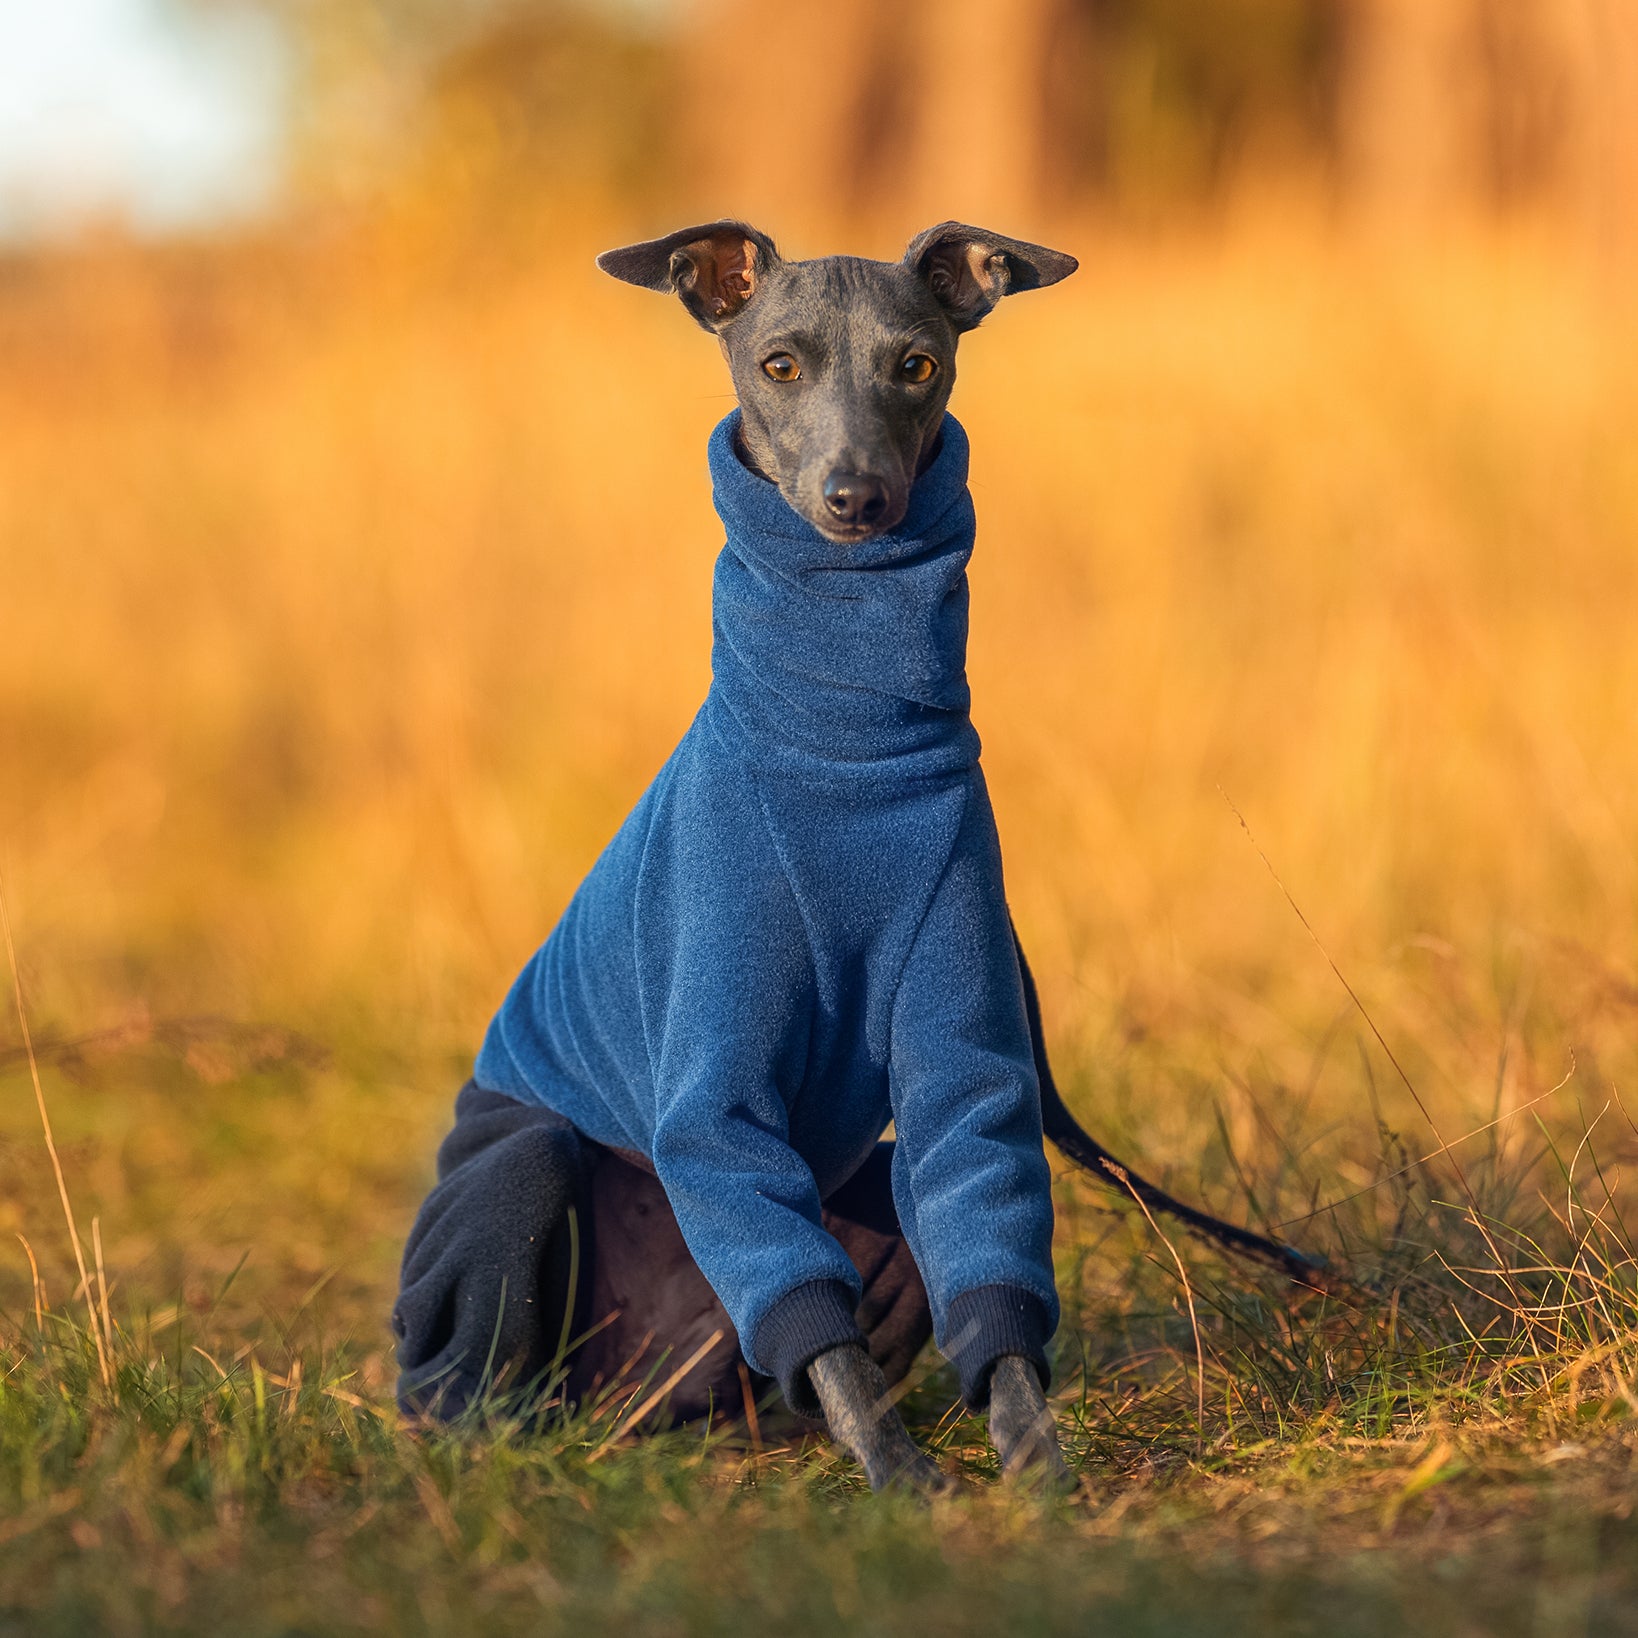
[900,353,937,385]
[762,353,801,382]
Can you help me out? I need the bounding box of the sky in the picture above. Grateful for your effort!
[0,0,287,239]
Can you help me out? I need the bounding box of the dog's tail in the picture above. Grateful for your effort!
[1012,928,1328,1287]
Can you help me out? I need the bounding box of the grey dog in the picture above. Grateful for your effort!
[593,219,1322,1491]
[392,221,1322,1494]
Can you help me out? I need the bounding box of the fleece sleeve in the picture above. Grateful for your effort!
[648,990,866,1409]
[639,799,865,1413]
[887,786,1060,1407]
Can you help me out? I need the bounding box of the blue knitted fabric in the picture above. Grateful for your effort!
[475,410,1059,1395]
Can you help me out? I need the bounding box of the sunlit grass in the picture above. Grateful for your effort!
[3,1037,1637,1633]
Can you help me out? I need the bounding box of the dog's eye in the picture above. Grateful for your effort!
[900,353,938,385]
[762,354,801,382]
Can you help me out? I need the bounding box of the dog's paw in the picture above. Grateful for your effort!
[999,1440,1077,1496]
[987,1355,1076,1494]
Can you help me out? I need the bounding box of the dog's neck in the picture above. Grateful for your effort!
[702,410,981,788]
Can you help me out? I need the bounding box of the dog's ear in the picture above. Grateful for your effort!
[596,221,781,332]
[903,223,1077,333]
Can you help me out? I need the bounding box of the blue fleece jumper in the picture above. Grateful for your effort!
[475,411,1059,1411]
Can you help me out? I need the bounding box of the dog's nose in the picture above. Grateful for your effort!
[821,471,889,529]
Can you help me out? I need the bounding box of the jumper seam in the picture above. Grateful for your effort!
[883,775,973,1033]
[744,766,828,1123]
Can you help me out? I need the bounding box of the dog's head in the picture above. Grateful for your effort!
[597,222,1077,544]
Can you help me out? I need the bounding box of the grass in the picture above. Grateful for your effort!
[3,209,1638,1632]
[4,1040,1638,1635]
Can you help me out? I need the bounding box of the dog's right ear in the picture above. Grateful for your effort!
[596,221,781,332]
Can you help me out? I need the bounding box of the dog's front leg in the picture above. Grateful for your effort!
[986,1356,1075,1491]
[809,1344,955,1495]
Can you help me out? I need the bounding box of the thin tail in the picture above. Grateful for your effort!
[1012,927,1327,1286]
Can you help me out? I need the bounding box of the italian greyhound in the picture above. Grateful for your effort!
[393,221,1321,1498]
[593,219,1321,1493]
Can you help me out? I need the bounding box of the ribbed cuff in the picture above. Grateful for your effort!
[752,1278,864,1417]
[942,1284,1053,1408]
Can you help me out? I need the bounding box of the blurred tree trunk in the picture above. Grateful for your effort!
[677,0,1073,247]
[1338,0,1637,251]
[899,0,1074,231]
[1561,0,1638,260]
[676,0,909,245]
[1336,0,1480,231]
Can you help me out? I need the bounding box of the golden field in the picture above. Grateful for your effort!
[6,216,1636,1155]
[3,204,1638,1633]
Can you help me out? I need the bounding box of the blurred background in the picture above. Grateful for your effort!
[2,1,1636,1323]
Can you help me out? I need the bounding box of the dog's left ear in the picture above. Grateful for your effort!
[596,220,781,332]
[904,223,1077,334]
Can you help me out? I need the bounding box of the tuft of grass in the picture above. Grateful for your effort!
[2,1256,1635,1637]
[2,1040,1637,1634]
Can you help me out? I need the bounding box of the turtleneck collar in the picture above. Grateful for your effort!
[702,410,982,787]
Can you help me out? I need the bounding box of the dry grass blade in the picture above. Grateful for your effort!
[1109,1161,1208,1454]
[15,1231,45,1330]
[589,1329,726,1456]
[412,1470,461,1552]
[0,862,111,1389]
[737,1362,763,1455]
[91,1216,113,1356]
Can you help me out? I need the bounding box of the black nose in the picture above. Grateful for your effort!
[821,471,889,529]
